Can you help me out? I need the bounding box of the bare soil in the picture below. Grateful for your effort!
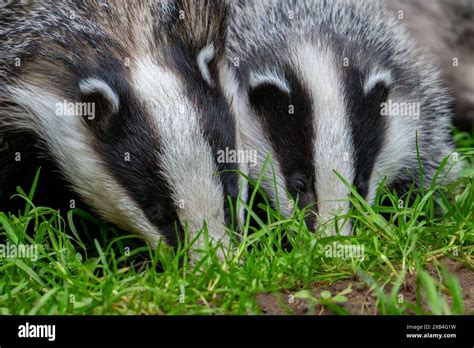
[256,258,474,315]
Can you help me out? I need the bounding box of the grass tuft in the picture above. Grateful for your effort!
[0,130,472,315]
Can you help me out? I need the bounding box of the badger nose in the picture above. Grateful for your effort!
[304,209,317,232]
[188,224,232,263]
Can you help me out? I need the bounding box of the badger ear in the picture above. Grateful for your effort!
[169,0,228,51]
[197,43,216,87]
[79,77,120,115]
[364,69,392,96]
[248,70,291,107]
[169,0,228,87]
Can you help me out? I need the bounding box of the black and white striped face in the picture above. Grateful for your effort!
[78,48,242,252]
[221,44,408,236]
[75,9,245,253]
[1,0,244,256]
[221,0,459,237]
[220,0,462,237]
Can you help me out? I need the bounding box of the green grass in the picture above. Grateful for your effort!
[0,130,473,315]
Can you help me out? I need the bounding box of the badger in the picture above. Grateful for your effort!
[0,0,246,257]
[221,0,459,235]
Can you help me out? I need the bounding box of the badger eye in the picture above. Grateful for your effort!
[292,179,307,193]
[288,173,309,194]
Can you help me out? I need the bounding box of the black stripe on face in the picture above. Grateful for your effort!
[196,94,242,233]
[248,68,317,226]
[166,42,242,235]
[343,66,388,199]
[79,70,184,247]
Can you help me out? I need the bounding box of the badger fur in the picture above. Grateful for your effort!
[0,0,245,256]
[221,0,459,235]
[385,0,474,131]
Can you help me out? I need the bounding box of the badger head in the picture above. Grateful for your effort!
[222,0,457,236]
[1,0,245,257]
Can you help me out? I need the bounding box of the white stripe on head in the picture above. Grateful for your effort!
[249,69,291,94]
[366,93,418,204]
[6,83,160,244]
[79,77,120,113]
[217,61,253,229]
[219,63,293,218]
[364,69,393,95]
[197,43,216,87]
[132,56,229,249]
[235,128,249,230]
[295,45,354,236]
